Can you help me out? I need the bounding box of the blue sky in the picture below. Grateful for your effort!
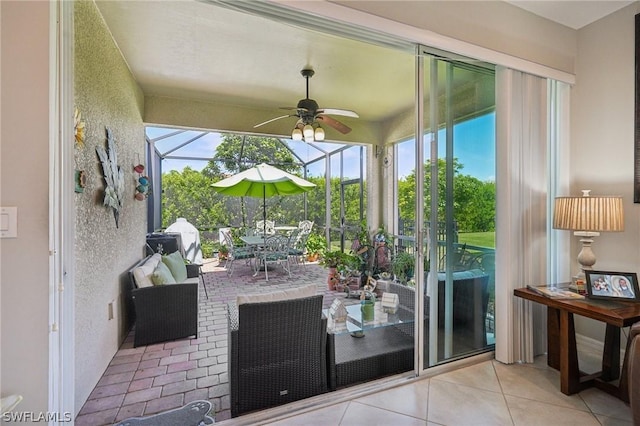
[396,112,495,181]
[150,111,494,181]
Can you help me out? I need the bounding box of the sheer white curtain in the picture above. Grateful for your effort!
[495,67,550,364]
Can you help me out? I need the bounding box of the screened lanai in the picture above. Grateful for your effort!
[124,0,498,394]
[145,127,368,253]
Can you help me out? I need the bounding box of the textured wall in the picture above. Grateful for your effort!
[74,0,146,409]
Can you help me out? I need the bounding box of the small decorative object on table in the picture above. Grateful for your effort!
[381,292,399,314]
[526,284,585,300]
[360,291,375,321]
[329,298,348,322]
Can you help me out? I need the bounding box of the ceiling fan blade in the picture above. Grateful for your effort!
[253,114,293,128]
[316,108,359,118]
[317,115,352,134]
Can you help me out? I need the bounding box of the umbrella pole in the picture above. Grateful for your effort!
[263,187,267,236]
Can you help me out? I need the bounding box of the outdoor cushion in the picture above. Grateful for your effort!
[132,253,162,288]
[151,262,177,285]
[162,251,188,282]
[236,284,316,305]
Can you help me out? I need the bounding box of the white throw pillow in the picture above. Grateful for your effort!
[236,284,316,306]
[132,254,162,288]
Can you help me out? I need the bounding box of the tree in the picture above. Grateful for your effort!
[212,134,302,227]
[214,134,298,174]
[397,158,495,233]
[162,167,226,230]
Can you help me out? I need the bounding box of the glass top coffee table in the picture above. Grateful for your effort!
[324,301,413,337]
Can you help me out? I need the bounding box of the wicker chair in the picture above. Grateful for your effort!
[228,294,328,417]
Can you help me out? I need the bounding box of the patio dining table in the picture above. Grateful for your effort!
[239,235,266,247]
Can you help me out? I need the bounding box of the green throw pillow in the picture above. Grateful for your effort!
[162,251,188,282]
[151,262,177,285]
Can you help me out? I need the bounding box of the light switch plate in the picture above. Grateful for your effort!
[0,207,18,238]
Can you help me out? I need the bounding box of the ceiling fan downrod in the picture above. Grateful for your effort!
[301,68,314,99]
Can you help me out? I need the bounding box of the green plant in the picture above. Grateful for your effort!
[391,251,415,283]
[353,219,370,248]
[374,224,391,245]
[305,233,327,255]
[200,238,216,259]
[343,253,362,273]
[319,250,344,268]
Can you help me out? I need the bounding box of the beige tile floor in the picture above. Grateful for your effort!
[258,357,633,426]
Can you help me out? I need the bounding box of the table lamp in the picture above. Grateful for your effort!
[553,190,624,277]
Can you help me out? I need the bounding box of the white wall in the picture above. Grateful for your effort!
[571,2,640,341]
[0,0,51,417]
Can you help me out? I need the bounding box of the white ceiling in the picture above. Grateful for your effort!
[507,1,634,30]
[95,1,632,134]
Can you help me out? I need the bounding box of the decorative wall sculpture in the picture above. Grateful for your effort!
[96,127,125,227]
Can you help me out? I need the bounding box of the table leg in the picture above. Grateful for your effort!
[547,307,560,370]
[601,323,620,381]
[559,309,581,394]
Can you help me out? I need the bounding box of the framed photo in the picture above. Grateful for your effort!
[585,270,640,302]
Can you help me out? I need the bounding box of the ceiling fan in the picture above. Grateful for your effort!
[254,68,359,140]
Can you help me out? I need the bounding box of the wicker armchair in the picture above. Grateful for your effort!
[228,294,327,417]
[128,256,199,347]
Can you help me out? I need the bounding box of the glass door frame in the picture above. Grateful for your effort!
[415,46,497,374]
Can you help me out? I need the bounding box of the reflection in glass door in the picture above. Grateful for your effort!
[419,50,496,368]
[327,145,366,251]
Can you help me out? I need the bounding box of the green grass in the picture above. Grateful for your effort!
[458,232,495,249]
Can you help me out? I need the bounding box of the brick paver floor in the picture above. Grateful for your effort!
[75,257,351,425]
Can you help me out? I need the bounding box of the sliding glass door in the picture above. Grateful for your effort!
[418,49,496,368]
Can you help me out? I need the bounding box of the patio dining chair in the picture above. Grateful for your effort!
[255,234,291,281]
[255,219,275,236]
[222,230,255,277]
[298,220,314,234]
[288,228,308,268]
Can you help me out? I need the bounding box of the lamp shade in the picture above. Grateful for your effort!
[553,192,624,232]
[291,128,303,141]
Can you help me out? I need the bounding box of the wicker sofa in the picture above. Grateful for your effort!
[228,286,328,417]
[128,253,199,347]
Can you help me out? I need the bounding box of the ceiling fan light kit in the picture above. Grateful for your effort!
[255,67,359,142]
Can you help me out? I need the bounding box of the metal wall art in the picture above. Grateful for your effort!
[96,127,124,227]
[74,106,85,148]
[134,164,150,201]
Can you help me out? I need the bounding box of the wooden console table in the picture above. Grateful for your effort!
[514,287,640,401]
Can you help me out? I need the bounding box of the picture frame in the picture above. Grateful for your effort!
[584,270,640,302]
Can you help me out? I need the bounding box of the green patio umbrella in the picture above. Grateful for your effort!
[211,163,316,235]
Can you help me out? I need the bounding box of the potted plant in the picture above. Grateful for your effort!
[218,244,229,261]
[305,233,327,262]
[391,251,415,284]
[319,249,344,290]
